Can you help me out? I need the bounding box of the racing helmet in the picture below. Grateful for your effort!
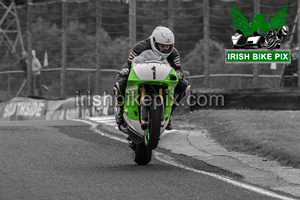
[150,26,175,59]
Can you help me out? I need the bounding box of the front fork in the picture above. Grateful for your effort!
[140,87,164,130]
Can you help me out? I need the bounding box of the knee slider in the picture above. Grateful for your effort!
[113,82,121,96]
[183,85,191,98]
[113,86,119,97]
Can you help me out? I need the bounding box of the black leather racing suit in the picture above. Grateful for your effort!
[115,37,189,104]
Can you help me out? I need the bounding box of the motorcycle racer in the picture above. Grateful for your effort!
[266,25,289,49]
[113,26,190,130]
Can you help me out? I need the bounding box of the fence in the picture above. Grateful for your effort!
[0,68,119,101]
[0,0,299,101]
[0,68,284,102]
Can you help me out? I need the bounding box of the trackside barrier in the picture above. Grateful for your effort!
[0,96,114,121]
[190,90,300,111]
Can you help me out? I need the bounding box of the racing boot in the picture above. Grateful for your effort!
[166,116,173,130]
[127,137,136,150]
[116,105,124,125]
[166,104,177,130]
[113,84,125,125]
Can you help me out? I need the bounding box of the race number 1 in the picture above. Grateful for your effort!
[151,66,156,80]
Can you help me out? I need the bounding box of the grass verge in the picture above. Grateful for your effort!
[174,109,300,168]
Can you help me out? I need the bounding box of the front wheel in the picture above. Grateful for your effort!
[133,143,152,165]
[145,97,163,150]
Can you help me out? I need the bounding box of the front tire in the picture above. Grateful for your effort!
[145,97,162,150]
[133,143,152,165]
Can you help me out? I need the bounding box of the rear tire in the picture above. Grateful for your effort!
[133,143,152,165]
[145,97,162,150]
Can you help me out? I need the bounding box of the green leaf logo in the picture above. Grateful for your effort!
[231,5,287,36]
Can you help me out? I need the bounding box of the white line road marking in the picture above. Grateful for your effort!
[90,116,115,120]
[72,119,95,126]
[73,118,297,200]
[85,117,120,130]
[94,119,116,122]
[73,119,127,143]
[92,126,127,143]
[161,129,177,137]
[88,116,118,127]
[94,119,116,123]
[104,122,118,126]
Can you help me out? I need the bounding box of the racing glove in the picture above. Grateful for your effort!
[119,68,130,76]
[176,70,184,80]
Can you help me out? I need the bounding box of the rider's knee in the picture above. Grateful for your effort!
[175,79,191,103]
[183,84,191,98]
[178,84,191,101]
[176,79,189,93]
[113,83,120,97]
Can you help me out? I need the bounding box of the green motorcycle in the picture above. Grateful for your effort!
[116,51,178,165]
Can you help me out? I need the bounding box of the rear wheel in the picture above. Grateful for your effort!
[133,143,152,165]
[145,97,162,150]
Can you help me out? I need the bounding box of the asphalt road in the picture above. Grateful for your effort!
[0,120,288,200]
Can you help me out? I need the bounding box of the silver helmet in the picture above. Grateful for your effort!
[150,26,175,59]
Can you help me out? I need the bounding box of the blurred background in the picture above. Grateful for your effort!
[0,0,299,101]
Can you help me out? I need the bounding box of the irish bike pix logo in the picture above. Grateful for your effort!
[225,5,291,64]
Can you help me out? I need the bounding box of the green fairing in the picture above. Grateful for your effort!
[145,131,150,143]
[124,67,178,121]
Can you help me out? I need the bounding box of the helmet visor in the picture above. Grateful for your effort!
[155,42,174,54]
